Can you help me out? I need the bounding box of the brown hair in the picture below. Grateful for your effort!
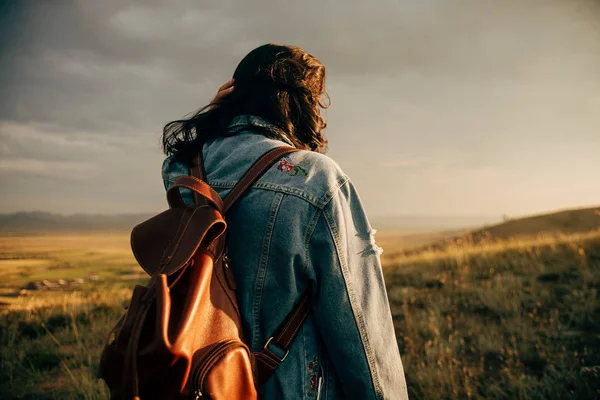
[162,43,330,159]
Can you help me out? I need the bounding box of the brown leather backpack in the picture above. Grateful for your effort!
[97,147,311,399]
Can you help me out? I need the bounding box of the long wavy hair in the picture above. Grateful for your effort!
[162,43,330,160]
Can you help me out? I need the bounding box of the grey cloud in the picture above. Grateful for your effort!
[0,123,119,163]
[2,2,591,122]
[1,0,599,214]
[0,158,96,181]
[3,0,600,135]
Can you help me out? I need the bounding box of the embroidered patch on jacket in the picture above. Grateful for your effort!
[277,158,307,176]
[307,356,321,397]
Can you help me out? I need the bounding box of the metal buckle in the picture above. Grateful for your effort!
[263,337,289,362]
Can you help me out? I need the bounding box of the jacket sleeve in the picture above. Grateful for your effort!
[307,179,409,400]
[161,156,195,203]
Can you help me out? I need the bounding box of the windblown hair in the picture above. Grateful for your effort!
[162,43,330,160]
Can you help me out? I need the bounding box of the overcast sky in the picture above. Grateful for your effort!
[1,0,599,219]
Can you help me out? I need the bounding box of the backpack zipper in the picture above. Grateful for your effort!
[192,338,249,399]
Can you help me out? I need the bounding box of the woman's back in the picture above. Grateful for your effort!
[163,115,408,399]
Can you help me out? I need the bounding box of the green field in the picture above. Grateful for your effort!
[1,225,599,399]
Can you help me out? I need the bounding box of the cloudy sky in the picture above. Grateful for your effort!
[1,0,599,219]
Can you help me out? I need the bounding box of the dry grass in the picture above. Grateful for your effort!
[0,233,140,399]
[1,229,599,399]
[385,229,600,399]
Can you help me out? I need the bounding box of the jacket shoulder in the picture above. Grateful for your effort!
[162,144,351,210]
[262,150,350,209]
[161,155,189,189]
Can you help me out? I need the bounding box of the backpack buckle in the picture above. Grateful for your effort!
[263,337,289,362]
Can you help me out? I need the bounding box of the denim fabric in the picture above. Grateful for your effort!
[162,115,409,399]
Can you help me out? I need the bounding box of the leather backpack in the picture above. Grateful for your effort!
[97,146,311,399]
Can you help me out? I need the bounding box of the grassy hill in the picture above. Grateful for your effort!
[471,206,600,241]
[0,206,599,399]
[393,206,600,257]
[385,229,600,399]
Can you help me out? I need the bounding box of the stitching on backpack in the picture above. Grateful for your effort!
[279,304,303,343]
[226,160,269,209]
[227,156,268,206]
[213,256,240,316]
[256,352,278,368]
[164,206,205,267]
[160,206,195,268]
[159,206,190,266]
[182,176,224,210]
[226,148,294,211]
[283,319,303,349]
[130,224,142,271]
[281,297,309,348]
[280,295,308,336]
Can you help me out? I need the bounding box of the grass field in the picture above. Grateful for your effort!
[0,227,599,399]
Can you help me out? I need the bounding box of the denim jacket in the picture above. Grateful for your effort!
[162,115,408,399]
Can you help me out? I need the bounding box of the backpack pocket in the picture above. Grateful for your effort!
[191,338,257,399]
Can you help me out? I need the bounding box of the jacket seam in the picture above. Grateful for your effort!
[210,181,321,207]
[315,175,350,209]
[303,321,307,399]
[165,177,177,187]
[303,208,321,400]
[303,207,322,278]
[323,355,328,400]
[322,205,383,400]
[209,176,351,210]
[252,191,284,350]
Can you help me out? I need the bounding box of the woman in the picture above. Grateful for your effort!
[161,44,408,399]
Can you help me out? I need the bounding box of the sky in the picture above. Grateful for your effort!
[0,0,599,219]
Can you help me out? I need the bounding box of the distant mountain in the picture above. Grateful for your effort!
[2,207,597,236]
[0,211,497,234]
[0,212,154,233]
[469,206,600,241]
[368,214,497,233]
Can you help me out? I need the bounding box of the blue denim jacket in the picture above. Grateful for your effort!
[162,115,408,399]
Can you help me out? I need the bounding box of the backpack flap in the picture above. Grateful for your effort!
[131,204,226,277]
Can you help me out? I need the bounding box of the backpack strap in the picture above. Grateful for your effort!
[169,147,299,220]
[166,176,224,211]
[222,146,299,213]
[254,290,311,385]
[187,145,312,385]
[190,152,208,205]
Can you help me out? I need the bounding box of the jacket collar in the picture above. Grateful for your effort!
[225,114,296,148]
